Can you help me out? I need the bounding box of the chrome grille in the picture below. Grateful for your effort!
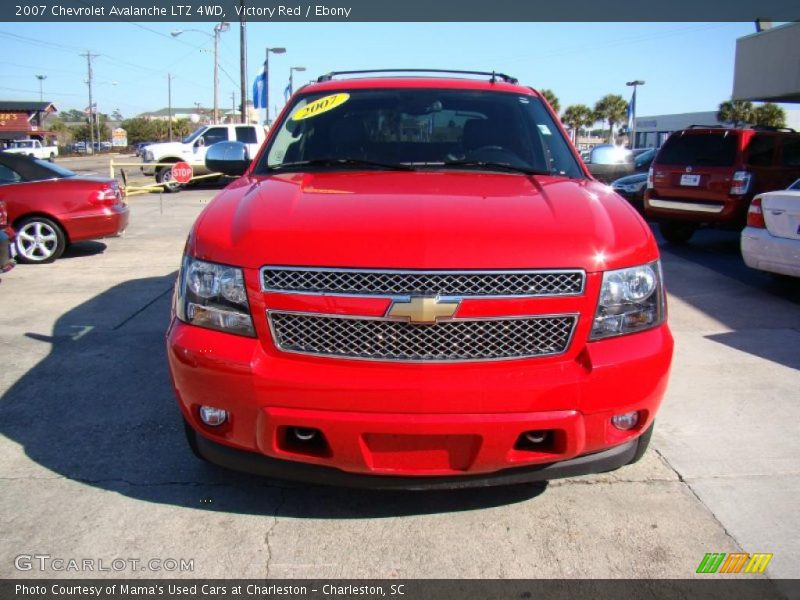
[262,267,584,297]
[269,312,577,362]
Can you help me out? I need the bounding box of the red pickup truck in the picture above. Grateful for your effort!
[167,70,673,488]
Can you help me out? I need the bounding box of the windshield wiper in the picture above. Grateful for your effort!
[268,158,415,171]
[439,160,551,176]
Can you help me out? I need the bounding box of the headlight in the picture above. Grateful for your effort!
[590,261,665,340]
[175,256,255,336]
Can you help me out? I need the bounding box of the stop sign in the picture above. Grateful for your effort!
[171,162,193,184]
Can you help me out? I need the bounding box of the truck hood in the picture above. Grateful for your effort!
[144,142,187,155]
[190,171,657,272]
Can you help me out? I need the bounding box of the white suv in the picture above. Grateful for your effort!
[141,124,265,192]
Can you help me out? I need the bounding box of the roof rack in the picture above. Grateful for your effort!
[316,69,519,84]
[751,125,797,133]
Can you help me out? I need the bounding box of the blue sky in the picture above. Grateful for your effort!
[0,21,757,119]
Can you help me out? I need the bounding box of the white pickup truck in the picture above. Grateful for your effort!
[141,123,265,192]
[4,139,59,162]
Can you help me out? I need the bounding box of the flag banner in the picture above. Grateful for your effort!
[284,81,292,102]
[253,69,267,109]
[627,88,636,131]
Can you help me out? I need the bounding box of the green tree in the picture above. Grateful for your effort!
[60,109,86,123]
[753,103,787,128]
[540,89,560,115]
[561,104,595,141]
[70,114,110,142]
[717,99,754,128]
[594,94,629,143]
[120,117,158,144]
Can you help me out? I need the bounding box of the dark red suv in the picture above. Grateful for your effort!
[644,126,800,243]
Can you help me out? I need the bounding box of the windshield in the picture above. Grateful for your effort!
[258,89,583,178]
[182,127,205,144]
[657,132,738,167]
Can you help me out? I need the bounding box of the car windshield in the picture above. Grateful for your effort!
[258,88,583,178]
[657,131,738,167]
[182,127,205,144]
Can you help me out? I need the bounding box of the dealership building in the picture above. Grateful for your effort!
[632,21,800,149]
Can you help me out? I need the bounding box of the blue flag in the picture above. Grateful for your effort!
[253,67,267,109]
[284,80,292,102]
[627,88,636,131]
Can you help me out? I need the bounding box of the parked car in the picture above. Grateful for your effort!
[4,139,58,162]
[167,69,674,488]
[0,200,16,275]
[633,147,656,172]
[141,123,265,192]
[585,144,635,182]
[134,142,155,157]
[645,126,800,243]
[0,152,129,263]
[741,178,800,278]
[612,172,648,210]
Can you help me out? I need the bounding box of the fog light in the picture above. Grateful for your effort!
[611,411,640,431]
[199,406,228,426]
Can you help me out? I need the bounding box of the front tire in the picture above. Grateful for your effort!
[48,152,55,162]
[15,216,66,264]
[156,165,182,193]
[659,221,696,244]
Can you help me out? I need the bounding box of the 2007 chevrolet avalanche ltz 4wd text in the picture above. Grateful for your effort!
[166,70,674,488]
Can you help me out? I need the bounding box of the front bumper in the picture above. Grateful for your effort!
[188,422,645,489]
[168,319,673,484]
[741,226,800,278]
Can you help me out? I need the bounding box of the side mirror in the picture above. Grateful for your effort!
[205,141,251,176]
[195,137,205,147]
[586,144,634,183]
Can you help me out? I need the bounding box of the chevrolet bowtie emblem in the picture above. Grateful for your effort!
[387,296,460,324]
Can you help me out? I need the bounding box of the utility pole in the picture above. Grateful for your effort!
[239,0,248,123]
[81,51,99,153]
[231,92,236,123]
[167,73,174,141]
[35,75,47,101]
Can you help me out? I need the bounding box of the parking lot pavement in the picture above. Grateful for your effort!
[0,191,797,587]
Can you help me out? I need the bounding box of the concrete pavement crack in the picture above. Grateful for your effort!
[264,487,287,578]
[112,286,174,330]
[652,447,745,552]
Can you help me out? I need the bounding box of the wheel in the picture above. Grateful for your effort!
[156,165,182,193]
[48,152,55,162]
[659,221,696,244]
[15,216,66,263]
[627,422,654,465]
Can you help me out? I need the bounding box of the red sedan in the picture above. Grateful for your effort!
[0,152,129,263]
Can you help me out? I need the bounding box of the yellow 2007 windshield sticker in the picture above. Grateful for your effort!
[292,93,350,121]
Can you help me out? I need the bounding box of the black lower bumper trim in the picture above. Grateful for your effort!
[189,426,641,489]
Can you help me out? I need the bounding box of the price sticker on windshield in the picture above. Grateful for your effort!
[292,93,350,121]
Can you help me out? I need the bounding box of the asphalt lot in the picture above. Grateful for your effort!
[1,156,799,590]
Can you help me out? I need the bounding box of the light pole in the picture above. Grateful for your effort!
[264,47,286,125]
[288,66,305,100]
[626,80,645,149]
[35,75,47,102]
[172,22,230,124]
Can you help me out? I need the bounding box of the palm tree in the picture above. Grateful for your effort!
[594,94,628,143]
[717,99,754,128]
[753,103,787,128]
[540,89,560,115]
[561,104,594,142]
